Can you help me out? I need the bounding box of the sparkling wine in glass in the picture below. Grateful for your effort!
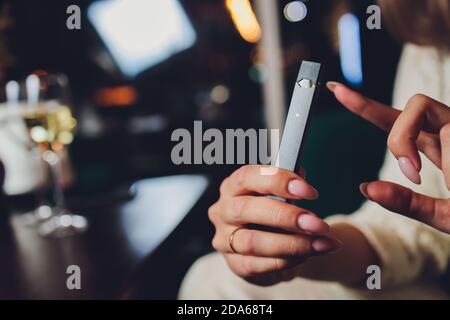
[22,73,88,237]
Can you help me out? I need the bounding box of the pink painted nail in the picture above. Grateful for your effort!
[312,238,341,253]
[359,182,370,199]
[288,180,319,200]
[298,214,330,233]
[398,157,421,184]
[326,81,341,93]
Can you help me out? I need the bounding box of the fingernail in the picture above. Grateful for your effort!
[398,157,421,184]
[359,182,371,199]
[312,238,341,253]
[326,81,341,93]
[288,180,319,199]
[298,214,329,233]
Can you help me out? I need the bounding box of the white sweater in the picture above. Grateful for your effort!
[329,43,450,287]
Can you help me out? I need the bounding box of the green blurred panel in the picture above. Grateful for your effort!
[296,110,387,217]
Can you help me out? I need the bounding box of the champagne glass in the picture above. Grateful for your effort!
[1,79,52,226]
[21,73,88,237]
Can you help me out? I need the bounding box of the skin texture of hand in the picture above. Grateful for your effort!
[208,165,342,286]
[328,81,450,233]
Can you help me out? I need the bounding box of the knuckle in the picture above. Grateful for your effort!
[240,258,256,277]
[265,170,288,193]
[272,205,285,226]
[287,239,300,256]
[240,230,256,255]
[273,258,287,272]
[271,204,295,228]
[387,132,402,150]
[211,236,221,251]
[225,257,244,277]
[382,184,398,203]
[231,197,248,222]
[440,123,450,138]
[207,203,219,223]
[219,178,229,195]
[267,174,281,193]
[407,94,430,109]
[236,166,249,188]
[439,201,450,221]
[287,237,309,256]
[418,132,438,149]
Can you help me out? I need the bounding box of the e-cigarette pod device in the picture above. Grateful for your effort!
[268,61,322,203]
[275,60,322,172]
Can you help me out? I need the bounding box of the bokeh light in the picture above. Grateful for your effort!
[210,85,230,104]
[284,1,308,23]
[226,0,261,43]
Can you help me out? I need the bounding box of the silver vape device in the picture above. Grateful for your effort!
[275,60,322,172]
[265,61,321,204]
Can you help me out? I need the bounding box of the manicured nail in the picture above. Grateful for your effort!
[298,214,330,233]
[326,81,341,93]
[312,238,341,253]
[288,180,319,199]
[359,182,370,199]
[398,157,421,184]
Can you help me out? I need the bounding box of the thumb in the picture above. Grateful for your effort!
[360,181,450,234]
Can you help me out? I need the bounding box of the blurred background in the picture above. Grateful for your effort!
[0,0,401,299]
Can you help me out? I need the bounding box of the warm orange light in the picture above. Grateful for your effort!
[226,0,261,43]
[33,70,49,77]
[95,86,138,107]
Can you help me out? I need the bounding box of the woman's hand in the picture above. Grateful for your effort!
[209,165,341,286]
[328,82,450,233]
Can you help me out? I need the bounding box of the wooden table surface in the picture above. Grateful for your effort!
[0,175,211,299]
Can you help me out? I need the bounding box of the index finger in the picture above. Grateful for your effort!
[220,165,319,200]
[327,82,400,132]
